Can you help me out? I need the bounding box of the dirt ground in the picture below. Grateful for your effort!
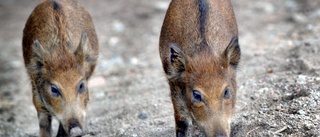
[0,0,320,136]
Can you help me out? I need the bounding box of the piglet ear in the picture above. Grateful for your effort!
[74,32,88,63]
[168,43,186,76]
[32,39,44,61]
[27,39,45,76]
[224,37,241,68]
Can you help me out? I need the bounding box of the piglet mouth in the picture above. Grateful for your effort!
[67,118,84,136]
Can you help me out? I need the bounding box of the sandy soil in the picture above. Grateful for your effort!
[0,0,319,136]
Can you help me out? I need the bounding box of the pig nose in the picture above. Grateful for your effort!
[69,118,81,130]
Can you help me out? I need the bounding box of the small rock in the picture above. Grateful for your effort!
[130,57,139,65]
[153,104,158,108]
[304,123,312,130]
[297,110,306,115]
[112,20,125,32]
[7,115,15,122]
[272,97,278,102]
[270,123,277,128]
[117,128,125,135]
[297,75,307,85]
[307,100,316,107]
[263,3,274,14]
[275,105,281,111]
[157,120,165,125]
[109,36,120,46]
[258,87,269,92]
[138,112,148,120]
[292,13,307,23]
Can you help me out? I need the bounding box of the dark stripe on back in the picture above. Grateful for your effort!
[198,0,208,38]
[197,0,209,52]
[51,0,68,51]
[52,0,60,10]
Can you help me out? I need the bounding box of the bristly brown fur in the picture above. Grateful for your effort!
[22,0,98,136]
[159,0,240,136]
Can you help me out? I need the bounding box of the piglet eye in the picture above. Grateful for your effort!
[224,88,231,99]
[51,84,60,96]
[193,90,202,102]
[77,81,86,93]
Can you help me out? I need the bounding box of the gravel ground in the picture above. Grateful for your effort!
[0,0,319,136]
